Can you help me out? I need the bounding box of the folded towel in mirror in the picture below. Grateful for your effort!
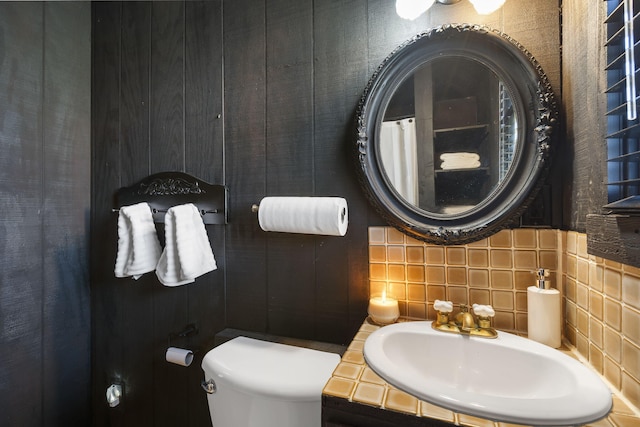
[440,152,480,170]
[440,152,479,161]
[440,205,475,214]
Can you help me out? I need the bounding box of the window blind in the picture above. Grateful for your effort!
[605,0,640,211]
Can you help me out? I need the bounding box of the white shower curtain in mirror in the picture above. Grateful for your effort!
[380,118,418,204]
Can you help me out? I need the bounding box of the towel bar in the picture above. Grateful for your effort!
[112,207,220,215]
[113,172,228,225]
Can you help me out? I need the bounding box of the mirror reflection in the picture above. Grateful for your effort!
[380,57,518,214]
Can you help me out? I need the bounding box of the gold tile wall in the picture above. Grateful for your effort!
[563,231,640,411]
[368,226,640,411]
[369,227,559,334]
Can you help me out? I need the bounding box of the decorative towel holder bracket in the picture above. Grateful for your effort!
[113,171,228,225]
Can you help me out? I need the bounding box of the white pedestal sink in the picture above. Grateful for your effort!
[363,321,612,426]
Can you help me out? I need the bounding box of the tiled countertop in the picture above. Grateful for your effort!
[322,318,640,427]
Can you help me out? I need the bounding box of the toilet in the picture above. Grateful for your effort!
[201,336,340,427]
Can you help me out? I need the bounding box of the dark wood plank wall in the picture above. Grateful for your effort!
[264,0,317,338]
[91,2,226,425]
[0,2,91,426]
[562,0,608,230]
[91,1,560,425]
[312,0,370,342]
[0,5,44,425]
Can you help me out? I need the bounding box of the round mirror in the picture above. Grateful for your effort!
[355,24,557,245]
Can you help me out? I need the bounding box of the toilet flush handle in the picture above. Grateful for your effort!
[201,378,217,394]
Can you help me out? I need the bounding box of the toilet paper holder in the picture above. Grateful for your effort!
[167,323,198,348]
[165,323,199,367]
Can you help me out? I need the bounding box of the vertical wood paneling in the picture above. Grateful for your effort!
[119,3,156,426]
[0,2,90,426]
[184,2,225,423]
[185,0,224,184]
[147,3,191,425]
[265,0,316,339]
[562,0,607,230]
[503,0,561,95]
[150,1,185,172]
[367,0,430,73]
[265,0,314,192]
[0,3,44,426]
[121,2,152,182]
[224,0,269,333]
[313,0,370,343]
[91,3,124,426]
[42,2,91,424]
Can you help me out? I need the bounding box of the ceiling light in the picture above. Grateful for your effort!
[468,0,506,15]
[395,0,436,20]
[395,0,506,20]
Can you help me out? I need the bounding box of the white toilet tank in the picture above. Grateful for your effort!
[201,336,340,427]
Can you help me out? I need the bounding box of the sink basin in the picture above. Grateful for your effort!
[363,321,612,426]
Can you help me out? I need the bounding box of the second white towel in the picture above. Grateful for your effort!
[156,203,217,287]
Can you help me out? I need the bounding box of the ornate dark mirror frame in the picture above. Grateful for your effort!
[355,24,558,245]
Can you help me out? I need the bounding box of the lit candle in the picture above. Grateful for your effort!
[368,291,399,325]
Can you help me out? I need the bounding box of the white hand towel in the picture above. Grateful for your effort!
[114,202,162,279]
[156,203,217,287]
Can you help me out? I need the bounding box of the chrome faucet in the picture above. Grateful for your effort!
[432,300,498,339]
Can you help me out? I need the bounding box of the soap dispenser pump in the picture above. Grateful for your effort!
[535,268,550,289]
[527,268,561,348]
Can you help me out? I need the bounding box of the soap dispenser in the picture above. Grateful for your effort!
[527,269,561,348]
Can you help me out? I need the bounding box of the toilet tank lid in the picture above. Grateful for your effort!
[201,336,340,401]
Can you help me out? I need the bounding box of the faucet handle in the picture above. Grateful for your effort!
[434,300,453,326]
[434,300,453,313]
[472,304,495,318]
[473,304,495,330]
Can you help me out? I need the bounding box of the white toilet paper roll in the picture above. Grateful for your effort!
[257,196,348,236]
[166,347,194,367]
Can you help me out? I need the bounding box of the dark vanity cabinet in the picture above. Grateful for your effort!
[322,396,454,427]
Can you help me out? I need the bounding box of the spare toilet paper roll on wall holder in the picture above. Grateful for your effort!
[166,347,194,367]
[165,323,198,367]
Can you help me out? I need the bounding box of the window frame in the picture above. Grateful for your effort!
[604,0,640,213]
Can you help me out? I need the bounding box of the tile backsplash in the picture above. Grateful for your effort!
[368,226,640,411]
